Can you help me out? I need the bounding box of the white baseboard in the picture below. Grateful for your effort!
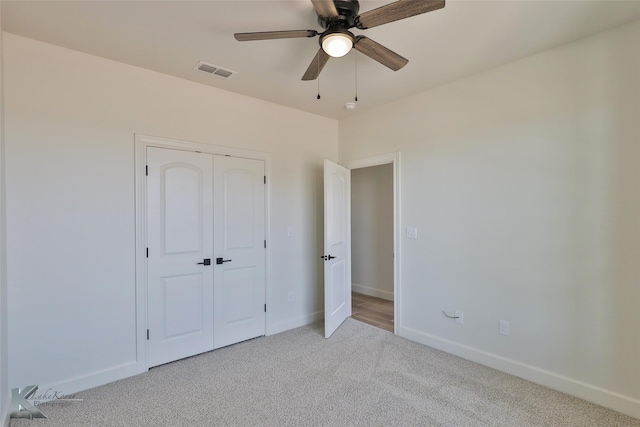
[399,325,640,420]
[28,361,140,401]
[267,311,324,336]
[352,283,394,301]
[11,312,324,409]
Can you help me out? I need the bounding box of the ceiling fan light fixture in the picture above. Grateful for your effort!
[235,0,446,81]
[321,32,353,58]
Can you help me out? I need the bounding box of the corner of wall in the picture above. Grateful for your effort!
[0,10,11,427]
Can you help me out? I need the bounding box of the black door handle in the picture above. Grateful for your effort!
[321,255,337,260]
[197,258,211,266]
[216,257,232,265]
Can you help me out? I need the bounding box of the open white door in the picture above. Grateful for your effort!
[323,159,351,338]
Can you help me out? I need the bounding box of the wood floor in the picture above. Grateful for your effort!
[351,292,394,333]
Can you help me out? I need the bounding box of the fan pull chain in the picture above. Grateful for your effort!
[317,52,321,100]
[354,51,358,102]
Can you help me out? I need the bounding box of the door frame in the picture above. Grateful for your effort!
[344,152,401,334]
[134,134,270,373]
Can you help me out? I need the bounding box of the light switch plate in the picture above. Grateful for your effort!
[287,226,293,237]
[500,320,510,336]
[406,227,418,239]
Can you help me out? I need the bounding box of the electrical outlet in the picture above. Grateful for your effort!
[287,291,294,302]
[406,227,418,239]
[287,226,294,237]
[454,310,464,324]
[499,320,510,336]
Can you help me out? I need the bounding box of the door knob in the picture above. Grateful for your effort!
[216,257,232,265]
[321,255,337,260]
[197,258,211,266]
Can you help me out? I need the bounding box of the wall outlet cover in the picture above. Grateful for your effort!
[500,320,510,336]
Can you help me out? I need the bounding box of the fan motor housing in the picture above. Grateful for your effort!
[318,0,360,29]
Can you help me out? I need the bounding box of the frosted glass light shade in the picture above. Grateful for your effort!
[322,33,353,58]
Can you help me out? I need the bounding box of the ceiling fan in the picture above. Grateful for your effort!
[234,0,445,81]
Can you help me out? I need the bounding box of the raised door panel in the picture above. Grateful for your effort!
[224,170,255,250]
[162,165,203,255]
[163,274,205,338]
[328,173,346,254]
[222,267,256,325]
[329,260,347,317]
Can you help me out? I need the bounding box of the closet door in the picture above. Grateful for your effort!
[146,147,214,367]
[213,155,266,349]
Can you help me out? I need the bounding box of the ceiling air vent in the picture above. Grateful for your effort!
[194,61,237,79]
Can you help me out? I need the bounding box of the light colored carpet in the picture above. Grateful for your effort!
[11,319,639,426]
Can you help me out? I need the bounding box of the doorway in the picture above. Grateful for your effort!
[343,152,400,334]
[350,163,394,332]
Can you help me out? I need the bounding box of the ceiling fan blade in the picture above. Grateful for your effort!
[354,36,408,71]
[311,0,339,18]
[234,30,318,42]
[302,48,331,81]
[355,0,445,29]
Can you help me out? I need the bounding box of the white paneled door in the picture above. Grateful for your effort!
[146,147,265,367]
[323,160,351,338]
[213,156,266,349]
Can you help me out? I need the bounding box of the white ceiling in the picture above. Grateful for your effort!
[4,0,640,120]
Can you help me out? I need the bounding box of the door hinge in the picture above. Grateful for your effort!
[146,248,149,258]
[264,240,266,249]
[264,176,266,184]
[147,329,149,340]
[145,165,148,176]
[264,304,267,313]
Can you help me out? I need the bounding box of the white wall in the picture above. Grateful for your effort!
[351,164,394,300]
[0,6,10,426]
[3,33,337,395]
[339,20,640,418]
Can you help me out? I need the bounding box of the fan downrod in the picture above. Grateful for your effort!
[317,0,360,29]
